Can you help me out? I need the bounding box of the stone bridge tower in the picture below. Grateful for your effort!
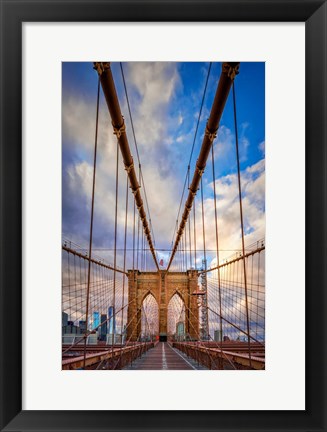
[126,270,199,341]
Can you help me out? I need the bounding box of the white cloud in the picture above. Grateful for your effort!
[164,136,174,146]
[62,83,183,267]
[124,62,180,152]
[62,64,264,273]
[258,140,265,155]
[176,135,186,143]
[214,125,234,161]
[203,158,265,267]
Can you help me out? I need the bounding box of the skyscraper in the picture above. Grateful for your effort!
[108,306,116,334]
[100,314,107,341]
[62,312,68,327]
[93,311,100,330]
[79,320,86,334]
[214,330,222,342]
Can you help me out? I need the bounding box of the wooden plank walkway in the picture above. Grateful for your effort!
[124,342,197,370]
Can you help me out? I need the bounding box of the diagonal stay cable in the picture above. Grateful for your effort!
[169,62,212,261]
[167,62,240,271]
[83,76,100,369]
[119,62,159,264]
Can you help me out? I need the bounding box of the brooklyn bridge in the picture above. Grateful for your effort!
[62,61,265,370]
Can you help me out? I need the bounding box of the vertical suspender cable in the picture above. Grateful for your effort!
[95,62,158,270]
[175,219,178,270]
[74,255,77,321]
[193,196,197,269]
[200,177,209,338]
[121,175,129,340]
[142,210,144,271]
[167,62,239,271]
[168,62,212,271]
[187,167,193,269]
[136,165,141,270]
[112,138,120,355]
[73,254,77,325]
[142,226,145,271]
[144,233,147,271]
[120,62,158,267]
[184,229,188,271]
[181,232,185,272]
[257,252,261,340]
[67,253,71,321]
[132,200,136,272]
[211,144,223,343]
[200,178,206,265]
[84,77,100,369]
[232,81,252,368]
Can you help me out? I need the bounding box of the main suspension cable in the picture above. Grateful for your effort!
[94,62,158,269]
[167,62,240,270]
[169,63,212,258]
[120,63,158,263]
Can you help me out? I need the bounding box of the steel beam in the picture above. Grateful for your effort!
[167,62,240,271]
[200,245,265,274]
[62,244,128,275]
[93,62,159,270]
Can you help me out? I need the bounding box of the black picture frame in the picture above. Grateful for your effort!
[0,1,326,431]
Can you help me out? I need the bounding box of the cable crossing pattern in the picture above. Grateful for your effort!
[62,62,265,371]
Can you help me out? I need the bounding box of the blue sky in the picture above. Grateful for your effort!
[62,62,265,270]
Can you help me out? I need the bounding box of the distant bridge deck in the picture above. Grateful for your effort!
[62,340,265,370]
[124,342,204,370]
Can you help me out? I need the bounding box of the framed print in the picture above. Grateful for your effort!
[0,0,326,431]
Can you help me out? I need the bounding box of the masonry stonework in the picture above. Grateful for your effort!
[127,270,199,341]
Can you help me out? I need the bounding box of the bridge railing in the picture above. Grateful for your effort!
[172,341,265,370]
[204,244,265,345]
[62,341,155,370]
[61,240,129,363]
